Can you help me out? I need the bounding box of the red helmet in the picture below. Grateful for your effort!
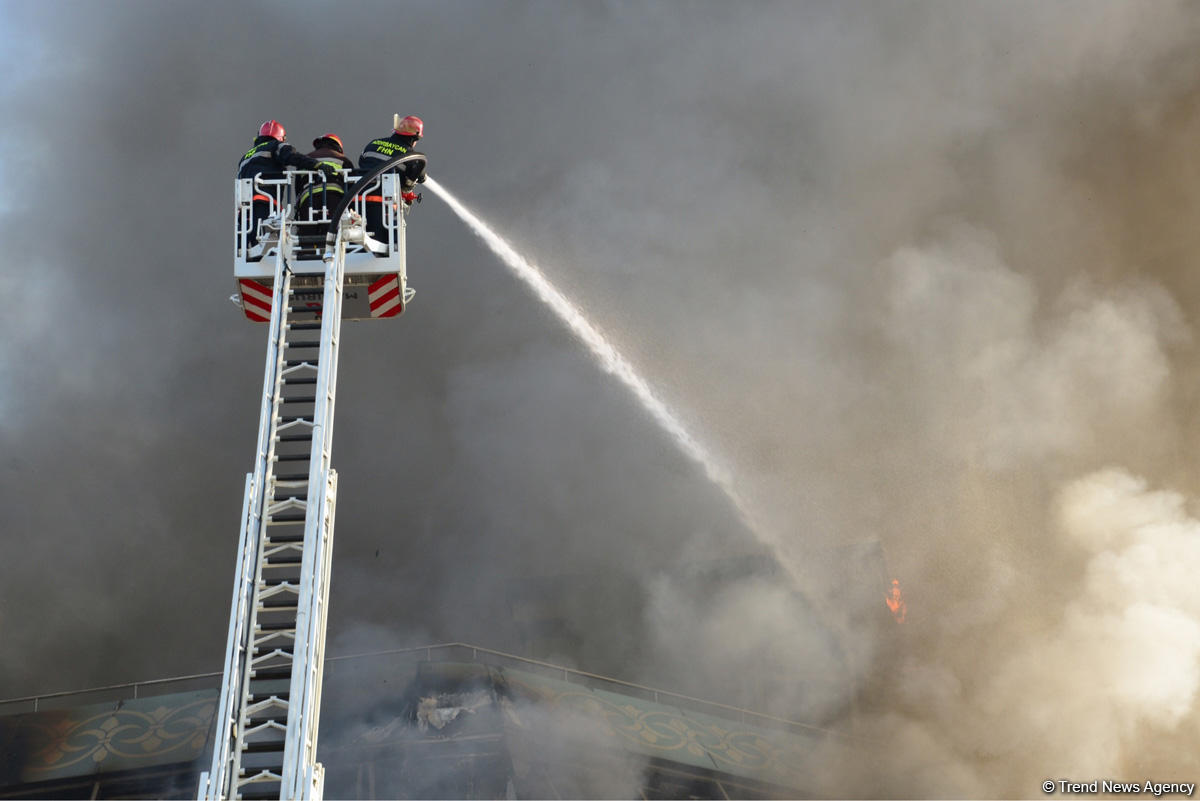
[313,133,344,152]
[394,114,424,139]
[258,120,286,141]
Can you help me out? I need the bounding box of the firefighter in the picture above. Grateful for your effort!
[237,119,338,181]
[295,133,355,224]
[358,114,428,195]
[237,120,337,252]
[358,115,428,245]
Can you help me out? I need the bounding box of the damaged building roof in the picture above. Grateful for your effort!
[1,644,863,799]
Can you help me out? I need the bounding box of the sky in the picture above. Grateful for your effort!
[4,0,1200,796]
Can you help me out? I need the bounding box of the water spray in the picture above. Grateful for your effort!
[424,176,777,556]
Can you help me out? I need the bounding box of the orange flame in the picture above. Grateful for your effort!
[885,578,907,624]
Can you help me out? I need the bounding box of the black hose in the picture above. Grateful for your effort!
[325,153,429,241]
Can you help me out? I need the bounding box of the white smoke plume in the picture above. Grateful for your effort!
[803,214,1200,795]
[868,469,1200,796]
[994,471,1200,771]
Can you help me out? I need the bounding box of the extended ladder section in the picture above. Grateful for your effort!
[204,153,426,801]
[202,215,347,801]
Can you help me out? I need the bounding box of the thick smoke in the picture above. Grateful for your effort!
[1028,472,1200,747]
[3,1,1200,796]
[858,469,1200,796]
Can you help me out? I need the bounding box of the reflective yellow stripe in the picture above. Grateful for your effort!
[242,142,271,159]
[297,184,345,203]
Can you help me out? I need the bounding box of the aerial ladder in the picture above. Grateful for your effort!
[199,154,427,801]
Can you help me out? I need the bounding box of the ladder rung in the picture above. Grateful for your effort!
[242,722,288,740]
[275,434,312,443]
[281,377,317,385]
[266,533,304,544]
[275,415,310,424]
[237,770,284,787]
[254,582,296,594]
[265,497,304,508]
[256,622,296,632]
[250,638,294,653]
[262,563,303,572]
[280,396,316,405]
[260,578,300,589]
[258,602,298,611]
[274,453,311,461]
[250,649,293,662]
[287,322,322,332]
[266,513,304,524]
[239,742,287,755]
[260,582,299,593]
[282,360,318,367]
[287,306,322,314]
[286,340,321,349]
[274,472,309,481]
[252,667,293,681]
[245,702,287,714]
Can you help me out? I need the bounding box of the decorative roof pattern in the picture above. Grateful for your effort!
[0,691,216,785]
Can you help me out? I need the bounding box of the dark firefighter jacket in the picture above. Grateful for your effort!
[237,136,323,179]
[358,134,427,190]
[296,145,355,210]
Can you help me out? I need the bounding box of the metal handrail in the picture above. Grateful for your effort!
[235,171,404,261]
[0,642,862,740]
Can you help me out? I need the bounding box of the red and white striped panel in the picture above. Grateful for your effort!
[368,274,403,318]
[239,278,272,323]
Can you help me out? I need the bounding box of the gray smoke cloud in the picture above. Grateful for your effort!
[3,0,1200,796]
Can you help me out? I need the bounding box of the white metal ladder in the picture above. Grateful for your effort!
[201,215,348,801]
